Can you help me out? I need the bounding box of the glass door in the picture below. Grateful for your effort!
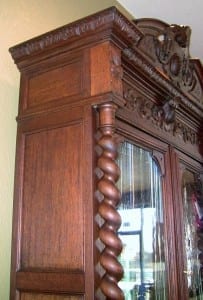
[117,141,167,300]
[181,168,203,299]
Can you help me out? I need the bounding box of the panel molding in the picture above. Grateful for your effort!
[16,271,84,294]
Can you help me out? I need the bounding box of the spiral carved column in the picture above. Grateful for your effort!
[95,103,124,300]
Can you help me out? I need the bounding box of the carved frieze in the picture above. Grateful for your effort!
[123,47,203,118]
[123,87,198,145]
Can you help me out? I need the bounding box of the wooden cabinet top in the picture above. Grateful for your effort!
[9,7,203,161]
[9,7,203,115]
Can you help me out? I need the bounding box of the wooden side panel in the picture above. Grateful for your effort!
[19,50,90,114]
[20,293,83,300]
[21,124,83,270]
[10,106,95,299]
[28,62,81,107]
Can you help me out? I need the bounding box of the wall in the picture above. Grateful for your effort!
[0,1,131,299]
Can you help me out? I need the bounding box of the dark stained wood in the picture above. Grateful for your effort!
[134,18,203,105]
[9,6,203,300]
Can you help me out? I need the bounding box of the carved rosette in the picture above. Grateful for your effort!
[95,103,124,299]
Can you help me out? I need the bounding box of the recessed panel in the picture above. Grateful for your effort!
[20,293,83,300]
[28,61,82,108]
[21,124,84,270]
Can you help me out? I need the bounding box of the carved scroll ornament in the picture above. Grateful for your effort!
[154,24,195,90]
[95,103,124,299]
[133,18,203,106]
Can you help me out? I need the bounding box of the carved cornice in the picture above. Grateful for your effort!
[124,87,199,145]
[9,7,143,62]
[123,47,203,119]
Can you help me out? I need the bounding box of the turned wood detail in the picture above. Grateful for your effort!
[95,103,124,300]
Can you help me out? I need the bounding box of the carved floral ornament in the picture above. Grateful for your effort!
[123,88,198,145]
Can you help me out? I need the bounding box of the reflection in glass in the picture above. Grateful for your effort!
[182,169,203,299]
[117,142,167,299]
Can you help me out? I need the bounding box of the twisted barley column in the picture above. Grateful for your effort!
[96,103,124,300]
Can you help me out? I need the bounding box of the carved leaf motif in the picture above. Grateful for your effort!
[123,48,202,117]
[123,87,198,145]
[10,7,143,61]
[124,88,138,111]
[111,53,123,80]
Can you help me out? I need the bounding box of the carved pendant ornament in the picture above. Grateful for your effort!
[124,88,198,145]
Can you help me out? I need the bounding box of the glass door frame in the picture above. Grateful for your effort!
[115,121,184,299]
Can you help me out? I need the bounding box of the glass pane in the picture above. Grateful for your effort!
[117,142,167,300]
[182,169,203,299]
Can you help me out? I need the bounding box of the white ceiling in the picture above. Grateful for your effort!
[118,0,203,62]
